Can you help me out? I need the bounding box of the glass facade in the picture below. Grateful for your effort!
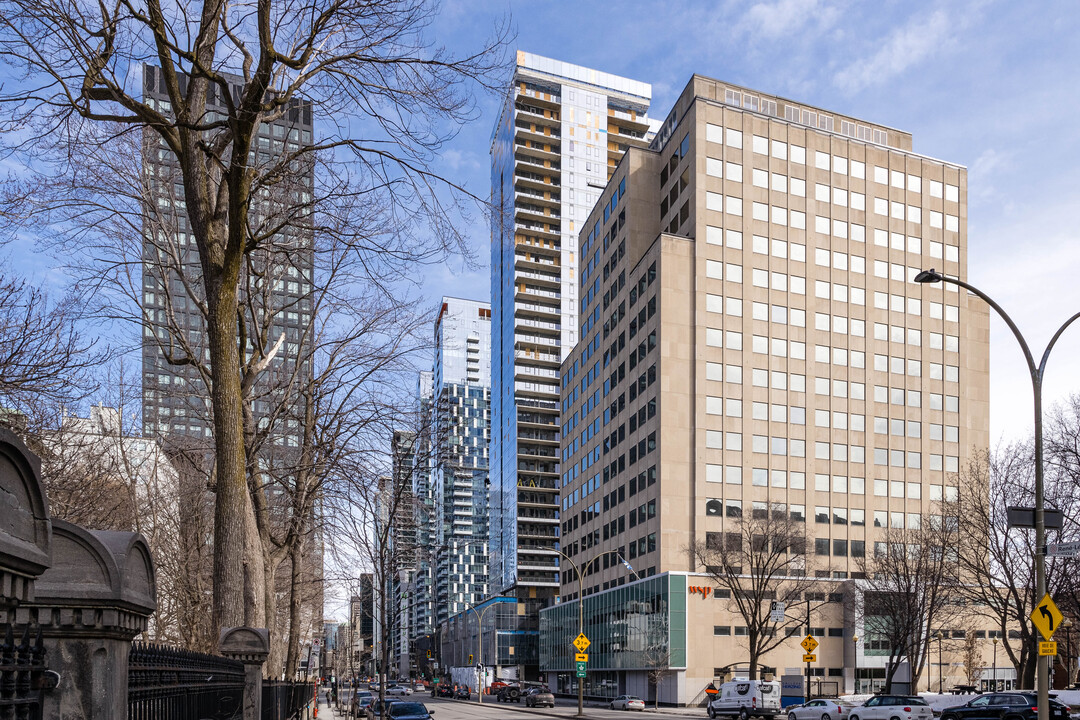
[488,52,653,596]
[440,596,537,669]
[539,573,686,691]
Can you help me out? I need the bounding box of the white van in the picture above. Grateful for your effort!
[707,680,781,720]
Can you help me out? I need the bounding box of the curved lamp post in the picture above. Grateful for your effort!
[992,637,999,691]
[553,548,633,717]
[852,634,859,695]
[460,597,509,704]
[915,268,1080,720]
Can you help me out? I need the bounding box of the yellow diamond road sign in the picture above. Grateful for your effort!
[801,635,819,653]
[573,633,591,653]
[1031,593,1064,641]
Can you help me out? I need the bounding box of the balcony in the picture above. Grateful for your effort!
[514,221,560,242]
[514,382,560,401]
[516,318,561,338]
[515,204,560,227]
[514,187,560,208]
[515,101,560,125]
[514,300,560,321]
[513,332,560,348]
[514,348,560,367]
[515,121,561,142]
[608,107,650,128]
[514,167,557,192]
[514,153,559,172]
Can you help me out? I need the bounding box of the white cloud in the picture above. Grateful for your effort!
[742,0,839,39]
[834,9,953,93]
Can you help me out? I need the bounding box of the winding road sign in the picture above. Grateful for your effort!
[1031,593,1063,641]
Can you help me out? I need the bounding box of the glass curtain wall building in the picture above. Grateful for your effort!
[488,51,654,610]
[429,298,493,626]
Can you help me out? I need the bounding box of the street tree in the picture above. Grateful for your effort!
[0,0,508,636]
[955,443,1080,689]
[641,611,671,709]
[0,274,99,426]
[689,507,821,679]
[851,512,963,693]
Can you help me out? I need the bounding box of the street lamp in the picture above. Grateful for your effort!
[992,637,999,691]
[937,630,944,693]
[852,635,859,695]
[460,597,509,705]
[915,268,1080,720]
[553,548,631,718]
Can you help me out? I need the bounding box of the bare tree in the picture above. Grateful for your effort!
[689,508,820,679]
[0,0,509,635]
[954,444,1080,689]
[961,620,983,686]
[852,508,963,693]
[0,274,100,424]
[642,611,671,709]
[325,443,428,714]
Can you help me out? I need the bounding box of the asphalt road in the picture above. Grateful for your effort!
[325,693,702,719]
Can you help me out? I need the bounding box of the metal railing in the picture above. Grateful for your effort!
[262,680,311,720]
[0,625,49,720]
[128,642,244,720]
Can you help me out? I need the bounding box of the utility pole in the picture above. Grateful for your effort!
[805,595,811,704]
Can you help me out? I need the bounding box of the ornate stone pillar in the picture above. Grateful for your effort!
[0,427,52,610]
[22,520,156,720]
[221,626,271,720]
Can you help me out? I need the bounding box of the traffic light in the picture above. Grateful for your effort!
[426,650,432,659]
[468,654,474,664]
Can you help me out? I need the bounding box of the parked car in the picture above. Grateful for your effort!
[497,684,523,702]
[707,680,782,719]
[525,687,556,708]
[848,696,933,720]
[454,686,471,700]
[351,696,374,718]
[349,692,373,716]
[939,693,1070,720]
[788,699,858,720]
[385,702,434,720]
[365,699,401,720]
[386,684,413,696]
[610,694,645,711]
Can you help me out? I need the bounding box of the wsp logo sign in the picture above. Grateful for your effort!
[688,585,713,598]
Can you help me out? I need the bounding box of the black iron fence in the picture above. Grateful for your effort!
[262,680,312,720]
[128,642,245,720]
[0,625,49,720]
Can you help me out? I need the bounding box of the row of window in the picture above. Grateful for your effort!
[706,122,960,201]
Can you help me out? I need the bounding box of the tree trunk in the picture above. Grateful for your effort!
[284,543,304,678]
[206,271,262,635]
[748,639,759,680]
[263,548,281,677]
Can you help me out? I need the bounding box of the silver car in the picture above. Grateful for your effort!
[788,699,858,720]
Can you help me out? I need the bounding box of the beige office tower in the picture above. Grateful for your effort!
[541,76,990,704]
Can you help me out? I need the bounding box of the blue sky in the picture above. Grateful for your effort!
[6,0,1078,445]
[422,0,1080,443]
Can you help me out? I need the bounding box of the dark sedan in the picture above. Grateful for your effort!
[939,693,1070,720]
[385,701,434,720]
